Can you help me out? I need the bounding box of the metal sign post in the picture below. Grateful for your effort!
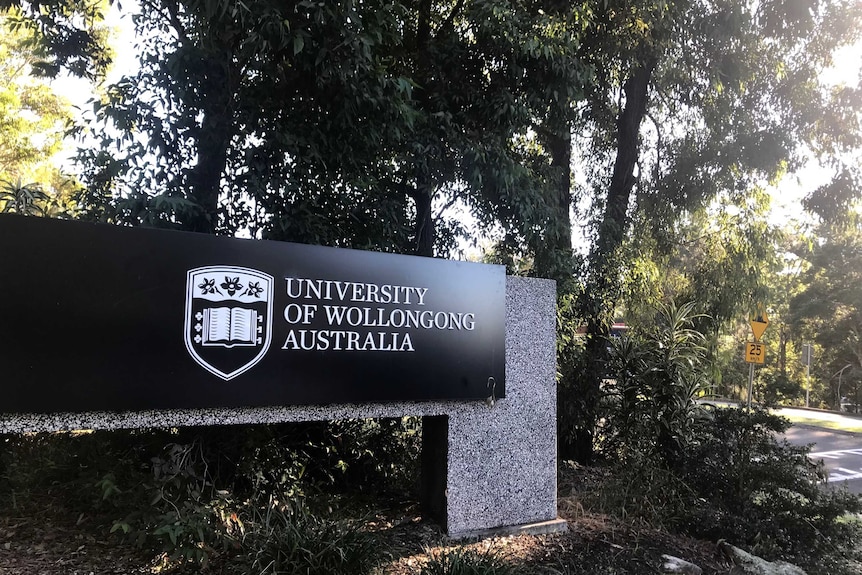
[802,343,813,408]
[745,310,769,409]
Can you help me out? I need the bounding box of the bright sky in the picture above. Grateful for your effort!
[768,41,862,227]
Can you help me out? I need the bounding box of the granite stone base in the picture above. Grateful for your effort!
[0,276,559,537]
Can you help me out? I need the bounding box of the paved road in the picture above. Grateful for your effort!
[784,422,862,494]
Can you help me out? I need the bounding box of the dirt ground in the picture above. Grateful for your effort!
[0,491,732,575]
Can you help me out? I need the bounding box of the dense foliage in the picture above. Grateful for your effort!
[0,12,82,215]
[790,222,862,407]
[0,419,418,570]
[590,406,862,571]
[589,304,862,571]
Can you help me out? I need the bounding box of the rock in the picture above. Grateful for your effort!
[661,553,703,574]
[718,541,807,575]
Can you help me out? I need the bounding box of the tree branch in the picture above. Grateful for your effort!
[435,0,465,36]
[160,0,193,48]
[645,109,662,184]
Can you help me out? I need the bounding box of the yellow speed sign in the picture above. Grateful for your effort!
[745,342,765,364]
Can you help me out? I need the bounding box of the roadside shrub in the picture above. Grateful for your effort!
[677,406,862,564]
[587,299,862,569]
[587,406,862,569]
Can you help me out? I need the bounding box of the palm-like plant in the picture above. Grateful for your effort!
[0,178,51,216]
[603,301,711,464]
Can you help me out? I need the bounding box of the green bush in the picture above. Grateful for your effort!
[588,299,862,570]
[601,301,710,465]
[583,450,695,529]
[0,429,167,512]
[677,407,862,564]
[232,418,421,499]
[1,418,420,570]
[103,438,237,565]
[588,406,862,570]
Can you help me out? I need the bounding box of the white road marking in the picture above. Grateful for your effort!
[828,471,862,482]
[810,448,862,457]
[806,449,862,482]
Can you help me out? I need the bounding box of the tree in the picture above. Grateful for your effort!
[0,0,112,80]
[562,0,862,461]
[0,10,83,215]
[791,221,862,407]
[76,0,417,243]
[71,0,591,267]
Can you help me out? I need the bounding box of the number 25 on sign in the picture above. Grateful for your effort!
[745,342,765,364]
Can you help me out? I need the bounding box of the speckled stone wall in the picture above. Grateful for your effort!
[0,276,559,538]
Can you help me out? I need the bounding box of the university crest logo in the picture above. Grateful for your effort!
[184,266,274,380]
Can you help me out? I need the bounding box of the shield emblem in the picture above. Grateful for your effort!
[184,266,274,380]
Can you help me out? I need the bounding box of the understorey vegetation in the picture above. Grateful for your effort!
[1,304,861,574]
[580,302,862,574]
[0,419,420,572]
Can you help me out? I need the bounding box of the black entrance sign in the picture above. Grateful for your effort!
[0,215,505,413]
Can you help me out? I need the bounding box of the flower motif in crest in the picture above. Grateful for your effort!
[245,281,264,298]
[221,276,243,296]
[198,277,222,295]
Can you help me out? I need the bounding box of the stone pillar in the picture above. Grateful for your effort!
[441,276,562,538]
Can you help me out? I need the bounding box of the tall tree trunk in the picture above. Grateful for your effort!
[561,55,656,463]
[414,186,435,257]
[535,117,574,285]
[184,50,236,235]
[188,105,232,234]
[779,323,787,376]
[413,0,434,258]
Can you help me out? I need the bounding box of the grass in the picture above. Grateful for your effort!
[707,401,862,433]
[780,414,862,433]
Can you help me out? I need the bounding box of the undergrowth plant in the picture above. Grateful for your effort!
[601,300,710,465]
[419,547,518,575]
[1,417,419,571]
[235,496,380,575]
[678,407,862,565]
[588,298,862,571]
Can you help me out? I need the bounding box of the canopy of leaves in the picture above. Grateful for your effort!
[71,0,592,260]
[581,0,862,310]
[791,222,862,397]
[0,0,112,79]
[0,12,80,215]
